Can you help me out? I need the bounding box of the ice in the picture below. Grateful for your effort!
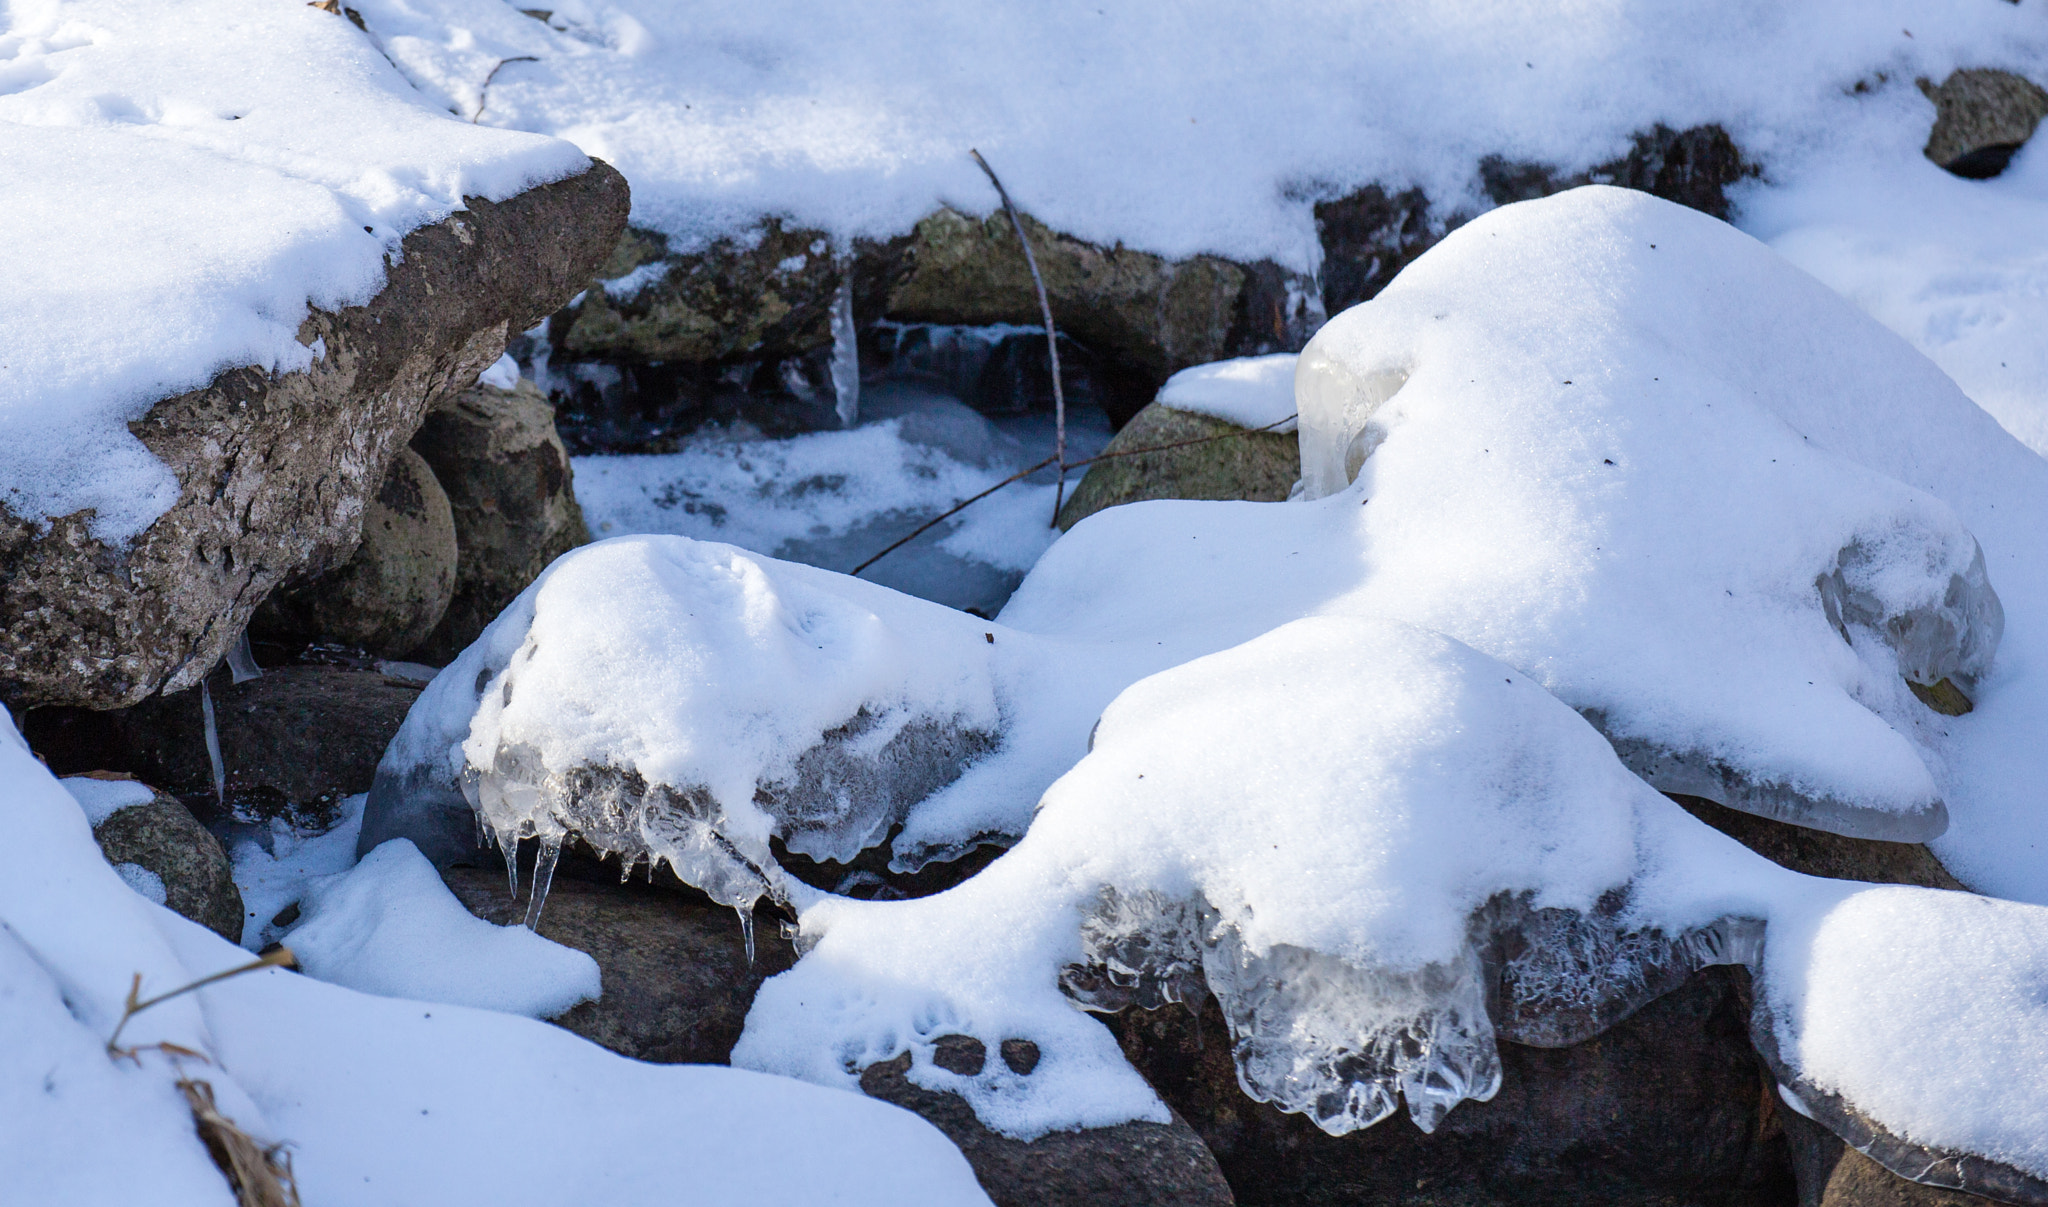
[0,704,996,1206]
[0,0,587,542]
[1155,354,1300,434]
[283,838,599,1019]
[830,275,861,427]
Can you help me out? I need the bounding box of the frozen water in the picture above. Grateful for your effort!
[283,838,600,1019]
[0,0,587,541]
[830,275,861,427]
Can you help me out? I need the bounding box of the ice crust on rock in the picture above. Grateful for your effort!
[0,0,588,541]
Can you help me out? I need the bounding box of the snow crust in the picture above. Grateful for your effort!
[0,705,993,1206]
[0,0,588,540]
[1155,354,1300,433]
[342,0,2046,274]
[283,838,600,1019]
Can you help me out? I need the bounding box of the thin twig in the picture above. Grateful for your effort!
[970,150,1068,525]
[107,948,298,1054]
[849,413,1298,577]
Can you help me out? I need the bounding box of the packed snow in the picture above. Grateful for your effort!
[0,704,994,1206]
[1154,354,1301,433]
[0,0,588,541]
[231,792,371,950]
[60,775,157,825]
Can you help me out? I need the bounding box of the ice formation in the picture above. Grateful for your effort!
[736,616,2048,1199]
[0,0,588,540]
[1,704,995,1206]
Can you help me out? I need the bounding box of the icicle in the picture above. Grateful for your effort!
[829,270,860,428]
[736,906,756,966]
[522,834,562,930]
[226,632,263,683]
[199,679,226,809]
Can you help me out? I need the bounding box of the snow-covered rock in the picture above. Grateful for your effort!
[0,0,626,709]
[0,704,995,1206]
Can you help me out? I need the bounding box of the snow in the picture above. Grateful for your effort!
[0,704,994,1206]
[476,352,521,390]
[283,838,600,1019]
[231,793,370,950]
[0,0,589,541]
[60,775,156,826]
[1155,354,1300,433]
[113,862,169,906]
[343,0,2047,275]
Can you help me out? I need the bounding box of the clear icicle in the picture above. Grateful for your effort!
[737,907,758,965]
[199,679,226,808]
[523,834,562,930]
[829,271,860,428]
[226,632,263,683]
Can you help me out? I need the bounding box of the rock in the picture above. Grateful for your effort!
[0,162,629,710]
[1781,1109,2005,1207]
[85,781,244,943]
[1055,404,1299,531]
[886,208,1319,421]
[1920,69,2048,179]
[409,379,590,663]
[859,1050,1236,1207]
[1321,124,1750,315]
[442,866,794,1064]
[1109,966,1795,1207]
[1669,794,1966,890]
[57,665,425,831]
[253,447,458,659]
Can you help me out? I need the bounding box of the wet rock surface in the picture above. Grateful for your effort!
[0,161,628,710]
[255,446,458,660]
[1056,404,1300,531]
[409,378,590,663]
[30,664,423,831]
[1670,794,1966,890]
[1109,966,1794,1207]
[87,782,244,942]
[442,865,793,1064]
[1920,69,2048,179]
[859,1050,1236,1207]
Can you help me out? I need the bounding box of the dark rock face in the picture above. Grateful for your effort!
[1781,1109,2009,1207]
[0,161,629,710]
[254,447,459,660]
[409,379,590,663]
[1920,69,2048,180]
[1056,404,1300,531]
[886,208,1319,421]
[1322,124,1751,317]
[859,1051,1236,1207]
[57,665,424,831]
[442,865,793,1064]
[1109,967,1795,1207]
[1670,795,1966,890]
[88,783,244,943]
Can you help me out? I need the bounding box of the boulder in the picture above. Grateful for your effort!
[409,378,591,663]
[885,208,1319,420]
[442,865,793,1064]
[0,162,629,710]
[1919,69,2048,179]
[254,447,458,659]
[57,664,424,831]
[859,1049,1236,1207]
[78,779,244,943]
[1669,794,1966,891]
[1055,404,1299,531]
[1109,967,1795,1207]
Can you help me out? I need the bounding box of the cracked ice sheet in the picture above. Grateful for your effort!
[0,706,991,1207]
[736,617,2048,1180]
[0,0,587,541]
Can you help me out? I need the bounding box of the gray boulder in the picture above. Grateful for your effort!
[255,447,458,659]
[0,162,629,709]
[1056,404,1299,531]
[80,778,244,943]
[1920,69,2048,179]
[409,379,590,664]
